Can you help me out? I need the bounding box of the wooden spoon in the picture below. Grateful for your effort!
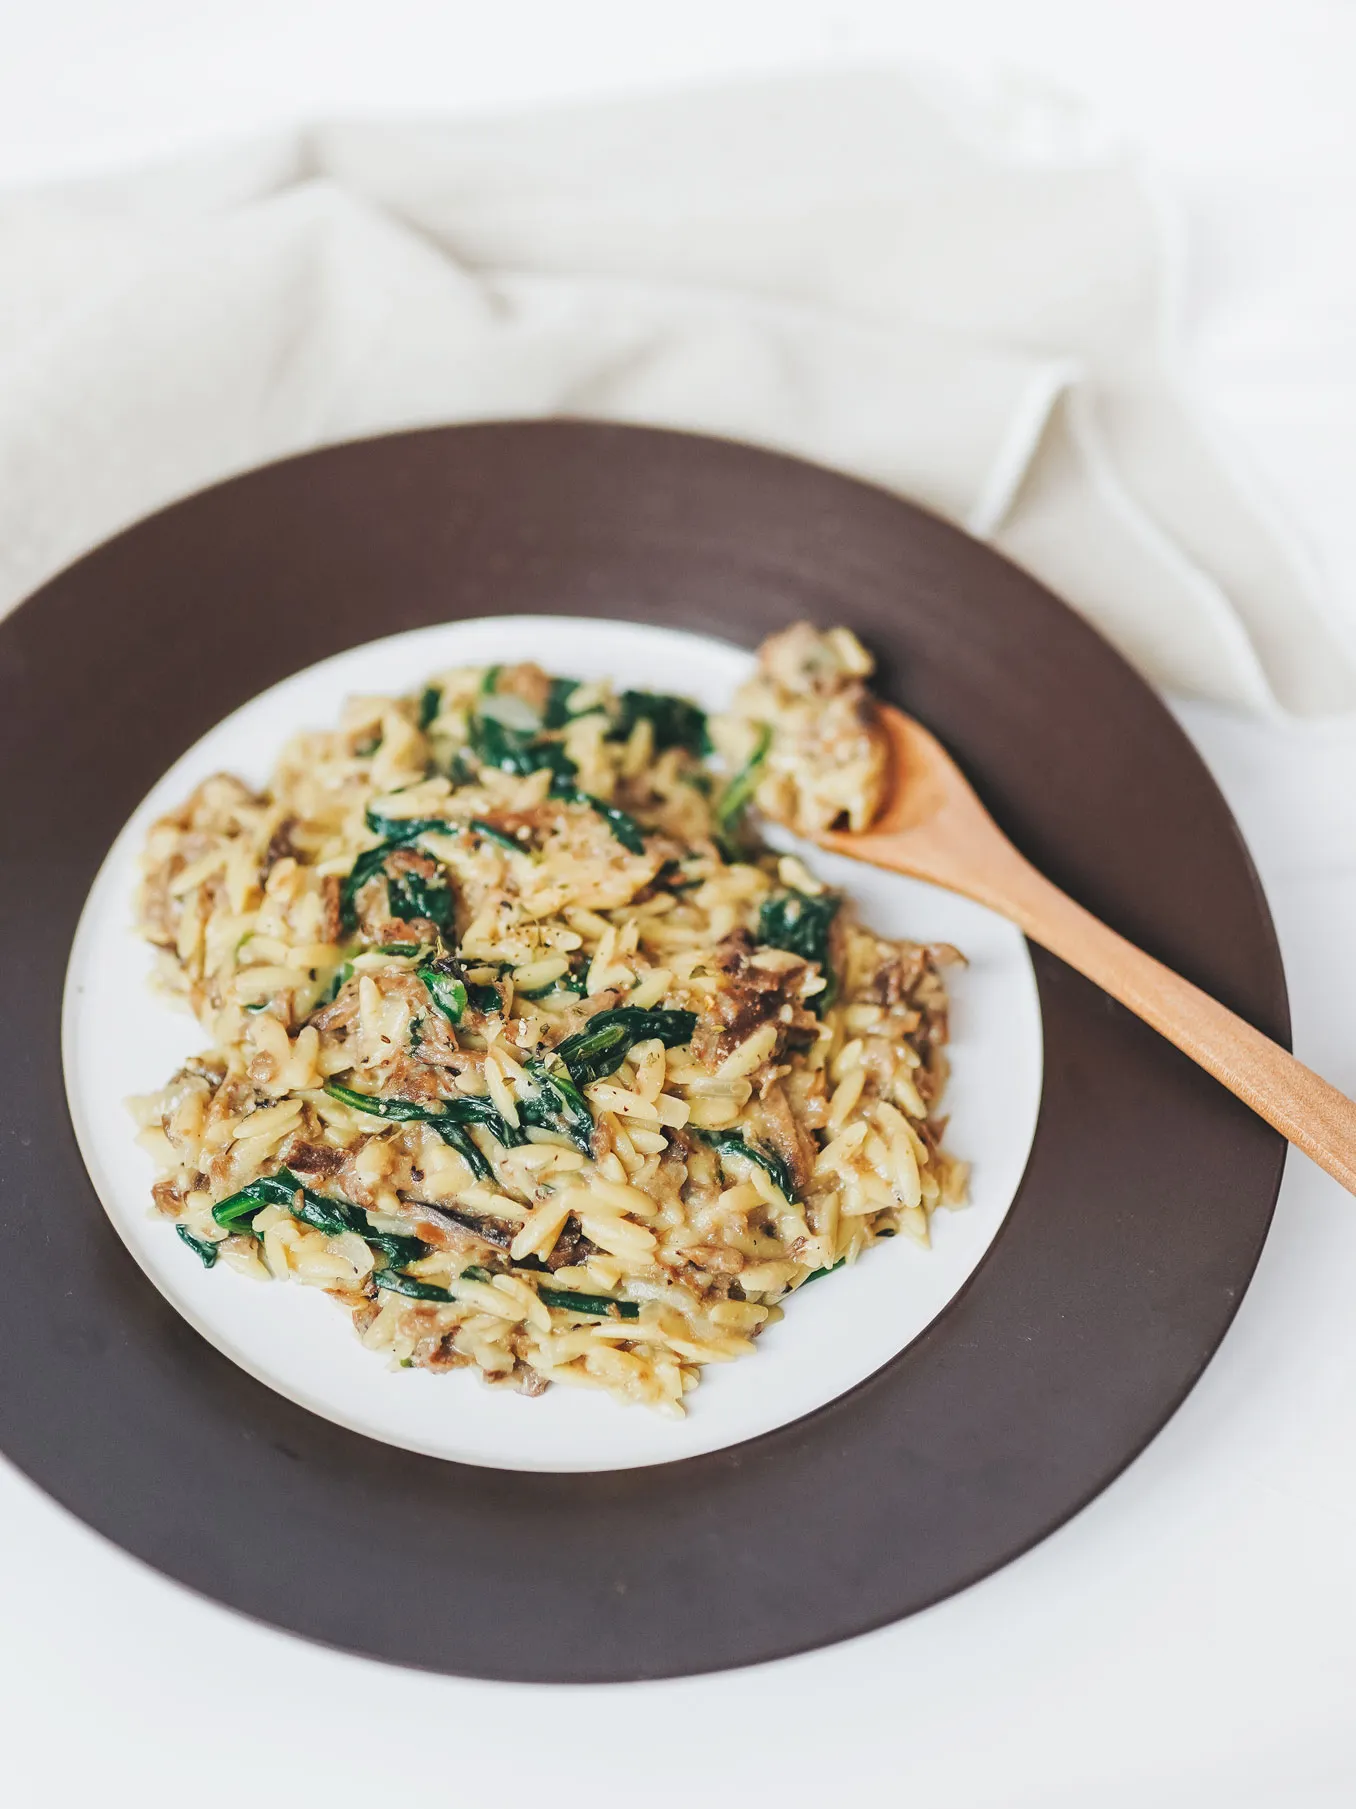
[818,704,1356,1193]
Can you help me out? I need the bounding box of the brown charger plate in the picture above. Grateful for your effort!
[0,422,1286,1681]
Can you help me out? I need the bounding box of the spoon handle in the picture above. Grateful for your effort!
[990,847,1356,1194]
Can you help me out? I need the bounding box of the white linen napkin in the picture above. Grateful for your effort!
[1,69,1350,715]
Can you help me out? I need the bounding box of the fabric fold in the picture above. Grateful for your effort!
[0,69,1348,714]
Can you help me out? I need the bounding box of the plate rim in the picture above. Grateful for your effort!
[0,419,1287,1681]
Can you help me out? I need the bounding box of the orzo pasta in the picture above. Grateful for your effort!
[131,625,967,1414]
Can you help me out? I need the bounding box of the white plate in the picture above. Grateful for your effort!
[62,616,1043,1472]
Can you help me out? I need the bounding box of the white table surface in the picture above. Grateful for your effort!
[4,4,1356,1804]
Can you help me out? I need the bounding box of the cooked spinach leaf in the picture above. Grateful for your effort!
[431,1120,493,1183]
[562,788,648,856]
[323,1084,434,1123]
[374,1256,640,1317]
[386,862,454,932]
[323,1084,523,1182]
[538,1284,640,1321]
[612,689,707,754]
[469,817,526,854]
[539,675,592,730]
[552,1006,697,1087]
[417,966,467,1024]
[542,676,577,729]
[211,1170,303,1229]
[653,858,704,894]
[521,1056,595,1155]
[716,722,772,828]
[175,1224,219,1268]
[467,712,578,785]
[341,812,457,933]
[695,1128,800,1203]
[339,842,396,930]
[418,685,441,730]
[324,1082,515,1140]
[374,1270,455,1304]
[544,767,649,854]
[296,1184,427,1262]
[758,889,841,1010]
[517,964,589,1000]
[443,1093,525,1144]
[322,959,355,1005]
[211,1164,430,1264]
[363,807,455,841]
